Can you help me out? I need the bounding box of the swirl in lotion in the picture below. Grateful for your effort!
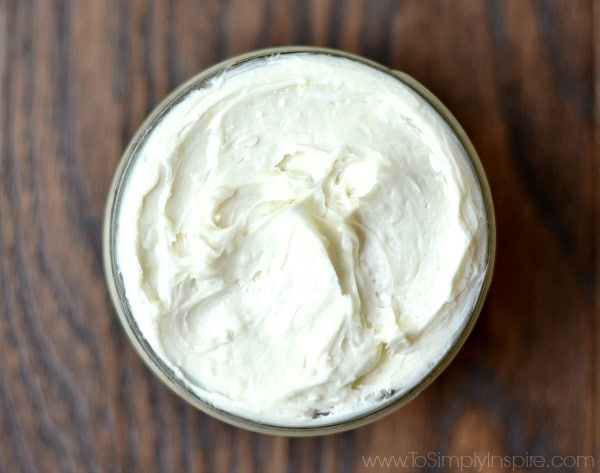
[117,54,488,425]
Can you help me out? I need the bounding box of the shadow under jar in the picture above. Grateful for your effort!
[103,47,496,436]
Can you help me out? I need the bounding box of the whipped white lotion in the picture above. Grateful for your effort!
[116,53,488,425]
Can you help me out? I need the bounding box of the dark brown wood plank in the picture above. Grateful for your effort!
[0,0,597,472]
[594,0,600,467]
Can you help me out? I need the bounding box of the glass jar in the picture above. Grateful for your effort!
[103,46,496,436]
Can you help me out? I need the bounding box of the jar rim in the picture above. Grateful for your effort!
[103,46,496,436]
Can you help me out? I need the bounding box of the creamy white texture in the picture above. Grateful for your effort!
[117,54,488,425]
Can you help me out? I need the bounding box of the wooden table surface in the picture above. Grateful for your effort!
[1,0,598,472]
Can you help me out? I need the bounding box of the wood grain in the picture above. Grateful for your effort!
[0,0,597,472]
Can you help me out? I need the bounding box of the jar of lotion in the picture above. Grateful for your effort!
[103,47,495,435]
